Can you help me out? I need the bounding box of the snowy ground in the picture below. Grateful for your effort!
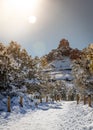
[0,101,93,130]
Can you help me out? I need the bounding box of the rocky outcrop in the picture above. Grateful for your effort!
[58,39,69,48]
[70,49,82,60]
[46,38,82,62]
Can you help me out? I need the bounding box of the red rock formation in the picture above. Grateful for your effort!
[46,39,82,62]
[70,49,82,60]
[58,39,69,48]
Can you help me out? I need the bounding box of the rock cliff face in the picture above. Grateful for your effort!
[58,39,69,48]
[46,38,82,62]
[70,49,82,59]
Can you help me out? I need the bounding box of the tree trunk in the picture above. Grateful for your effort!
[88,95,91,107]
[56,95,57,102]
[7,96,11,112]
[58,95,60,101]
[84,95,86,105]
[46,96,48,103]
[77,94,80,104]
[20,96,23,107]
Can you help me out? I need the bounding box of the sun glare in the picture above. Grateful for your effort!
[1,0,41,34]
[28,16,37,24]
[7,0,38,11]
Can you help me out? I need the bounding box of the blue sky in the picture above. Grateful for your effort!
[0,0,93,57]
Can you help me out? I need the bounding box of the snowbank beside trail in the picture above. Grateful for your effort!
[0,101,93,130]
[60,102,93,130]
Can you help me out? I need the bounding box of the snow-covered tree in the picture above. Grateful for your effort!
[72,44,93,95]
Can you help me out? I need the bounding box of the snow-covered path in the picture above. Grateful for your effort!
[0,101,93,130]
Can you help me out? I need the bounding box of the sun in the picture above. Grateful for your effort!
[28,16,37,24]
